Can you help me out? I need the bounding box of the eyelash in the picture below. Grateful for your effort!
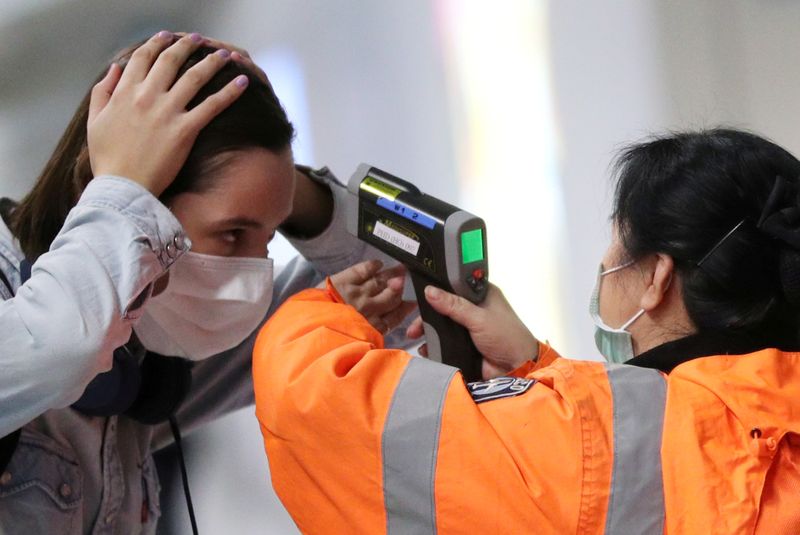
[221,230,276,245]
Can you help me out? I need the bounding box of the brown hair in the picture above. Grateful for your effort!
[11,42,294,260]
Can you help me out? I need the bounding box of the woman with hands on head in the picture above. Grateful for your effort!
[254,128,800,534]
[0,31,411,534]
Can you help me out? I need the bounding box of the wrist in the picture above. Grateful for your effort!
[511,333,539,366]
[280,166,334,239]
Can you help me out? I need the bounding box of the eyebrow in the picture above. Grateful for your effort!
[210,217,265,230]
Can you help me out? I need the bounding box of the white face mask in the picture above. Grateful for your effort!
[589,261,644,364]
[135,251,274,360]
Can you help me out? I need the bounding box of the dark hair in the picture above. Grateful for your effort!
[11,42,294,260]
[612,128,800,337]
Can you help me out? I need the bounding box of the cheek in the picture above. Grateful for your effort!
[599,277,629,328]
[601,275,646,328]
[598,277,617,323]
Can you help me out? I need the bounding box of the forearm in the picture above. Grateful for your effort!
[280,166,399,276]
[0,176,186,435]
[253,284,417,530]
[253,283,404,433]
[251,281,573,533]
[279,166,334,239]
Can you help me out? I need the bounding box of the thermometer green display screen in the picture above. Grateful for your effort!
[460,228,484,264]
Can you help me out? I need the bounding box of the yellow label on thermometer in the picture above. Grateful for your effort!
[360,176,402,200]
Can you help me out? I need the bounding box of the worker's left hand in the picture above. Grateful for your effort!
[325,260,417,335]
[407,283,539,379]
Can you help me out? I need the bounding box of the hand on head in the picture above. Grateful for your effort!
[407,283,539,379]
[181,34,271,88]
[326,260,417,335]
[87,32,250,196]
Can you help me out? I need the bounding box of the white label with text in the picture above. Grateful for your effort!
[373,221,420,256]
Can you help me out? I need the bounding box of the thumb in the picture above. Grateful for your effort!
[88,63,121,124]
[424,286,482,330]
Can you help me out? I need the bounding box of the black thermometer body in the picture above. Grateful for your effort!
[346,164,488,382]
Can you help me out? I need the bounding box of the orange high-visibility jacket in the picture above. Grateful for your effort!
[252,284,800,534]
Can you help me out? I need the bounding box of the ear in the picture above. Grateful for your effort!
[640,254,674,311]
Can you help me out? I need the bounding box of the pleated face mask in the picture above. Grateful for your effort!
[135,251,274,360]
[589,261,644,364]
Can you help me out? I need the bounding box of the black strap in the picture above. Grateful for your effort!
[169,416,199,535]
[0,430,21,473]
[0,197,15,227]
[0,268,12,299]
[0,260,20,472]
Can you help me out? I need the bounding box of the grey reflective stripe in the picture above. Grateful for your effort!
[604,364,667,535]
[382,357,458,535]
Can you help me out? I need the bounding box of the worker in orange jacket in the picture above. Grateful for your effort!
[253,129,800,534]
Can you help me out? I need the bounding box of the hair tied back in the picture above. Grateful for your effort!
[757,175,800,305]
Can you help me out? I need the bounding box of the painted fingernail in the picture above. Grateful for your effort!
[157,30,172,40]
[216,48,230,59]
[235,75,249,88]
[190,32,203,43]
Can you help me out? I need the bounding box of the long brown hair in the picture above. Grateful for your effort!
[11,41,294,260]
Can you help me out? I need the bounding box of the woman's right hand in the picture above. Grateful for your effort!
[407,283,539,379]
[87,31,249,196]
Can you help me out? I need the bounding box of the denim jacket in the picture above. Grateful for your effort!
[0,168,386,534]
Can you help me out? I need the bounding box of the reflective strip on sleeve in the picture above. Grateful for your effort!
[604,364,667,535]
[382,357,458,535]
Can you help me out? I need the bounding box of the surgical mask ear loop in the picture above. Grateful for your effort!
[613,261,674,330]
[618,308,645,330]
[600,259,636,277]
[590,259,646,363]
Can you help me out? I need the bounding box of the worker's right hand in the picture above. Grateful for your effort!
[87,31,249,197]
[326,260,417,335]
[407,283,539,379]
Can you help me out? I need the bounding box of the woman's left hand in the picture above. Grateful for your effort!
[325,260,417,335]
[180,34,270,86]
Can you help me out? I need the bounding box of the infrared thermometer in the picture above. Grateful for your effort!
[346,164,488,382]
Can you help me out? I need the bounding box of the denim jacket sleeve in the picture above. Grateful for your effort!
[283,166,379,274]
[0,176,189,437]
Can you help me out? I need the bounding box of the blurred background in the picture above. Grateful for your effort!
[2,0,800,532]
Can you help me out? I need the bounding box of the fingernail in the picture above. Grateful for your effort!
[190,32,203,43]
[216,48,231,59]
[235,75,249,88]
[388,276,404,290]
[157,30,172,40]
[425,286,442,300]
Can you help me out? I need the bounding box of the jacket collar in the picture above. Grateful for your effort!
[626,329,800,374]
[629,330,800,436]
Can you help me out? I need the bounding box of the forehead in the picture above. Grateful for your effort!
[174,148,295,225]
